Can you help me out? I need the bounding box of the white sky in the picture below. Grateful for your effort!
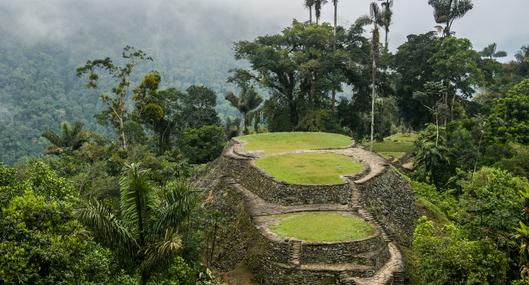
[1,0,528,58]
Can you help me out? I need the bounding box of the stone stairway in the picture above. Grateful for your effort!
[290,241,302,266]
[358,209,392,243]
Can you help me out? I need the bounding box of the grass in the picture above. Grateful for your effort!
[370,133,417,160]
[237,132,352,155]
[255,152,364,185]
[269,212,376,242]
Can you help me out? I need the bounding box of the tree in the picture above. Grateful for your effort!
[413,217,508,284]
[233,21,347,131]
[42,121,90,155]
[133,72,183,154]
[368,2,384,151]
[77,163,198,284]
[458,167,524,252]
[427,0,474,37]
[413,124,452,189]
[314,0,328,24]
[180,85,220,130]
[480,43,508,59]
[0,162,117,284]
[429,36,482,123]
[77,46,152,149]
[180,125,227,164]
[516,183,529,281]
[394,32,442,128]
[225,89,263,135]
[332,0,338,38]
[378,0,394,50]
[487,79,529,144]
[305,0,315,24]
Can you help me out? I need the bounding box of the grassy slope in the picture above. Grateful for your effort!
[270,212,376,242]
[372,133,417,161]
[238,132,352,155]
[255,152,364,184]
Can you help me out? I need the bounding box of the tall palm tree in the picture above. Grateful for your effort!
[314,0,328,24]
[428,0,473,37]
[42,121,90,155]
[77,163,197,285]
[225,85,263,135]
[368,2,384,151]
[305,0,315,24]
[480,43,507,59]
[330,0,338,107]
[332,0,338,37]
[379,0,394,50]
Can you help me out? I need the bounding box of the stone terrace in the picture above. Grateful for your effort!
[215,138,418,285]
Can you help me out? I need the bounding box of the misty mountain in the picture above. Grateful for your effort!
[0,0,283,163]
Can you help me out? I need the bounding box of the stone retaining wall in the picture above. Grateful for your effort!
[355,169,419,245]
[300,235,388,265]
[223,154,353,206]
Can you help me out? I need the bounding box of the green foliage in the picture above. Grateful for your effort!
[77,163,199,284]
[413,124,452,188]
[180,86,221,130]
[458,167,524,249]
[412,180,457,223]
[413,217,508,285]
[77,46,153,149]
[428,0,473,36]
[225,72,263,135]
[180,125,226,164]
[42,121,90,155]
[0,163,115,284]
[516,183,529,281]
[488,79,529,144]
[233,20,362,132]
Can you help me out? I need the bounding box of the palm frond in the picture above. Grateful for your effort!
[120,163,154,240]
[76,200,138,257]
[153,180,198,234]
[42,129,64,147]
[140,228,182,274]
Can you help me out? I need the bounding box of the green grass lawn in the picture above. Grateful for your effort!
[269,212,376,242]
[255,152,364,184]
[371,133,417,160]
[238,132,352,155]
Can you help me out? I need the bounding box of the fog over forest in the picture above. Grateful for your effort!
[1,0,528,57]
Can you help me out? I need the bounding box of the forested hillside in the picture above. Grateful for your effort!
[0,1,270,163]
[2,0,529,284]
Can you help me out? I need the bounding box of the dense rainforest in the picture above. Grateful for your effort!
[2,0,529,284]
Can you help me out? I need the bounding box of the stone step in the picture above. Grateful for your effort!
[290,241,302,266]
[299,262,376,278]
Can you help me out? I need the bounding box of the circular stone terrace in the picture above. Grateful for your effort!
[222,132,405,284]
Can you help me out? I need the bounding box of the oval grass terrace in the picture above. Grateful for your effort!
[268,211,376,242]
[237,132,353,156]
[255,152,364,185]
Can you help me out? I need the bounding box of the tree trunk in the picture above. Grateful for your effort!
[309,6,313,23]
[331,1,337,108]
[243,111,249,135]
[385,28,389,50]
[370,58,376,152]
[118,116,127,149]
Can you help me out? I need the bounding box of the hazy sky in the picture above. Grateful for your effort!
[1,0,528,58]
